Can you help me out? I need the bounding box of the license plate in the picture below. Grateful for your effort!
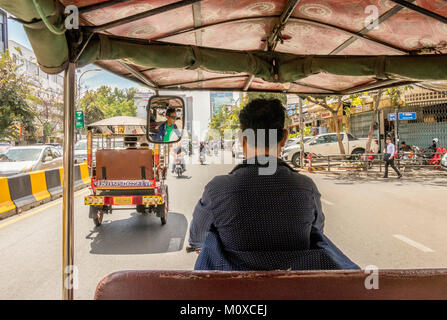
[114,197,132,205]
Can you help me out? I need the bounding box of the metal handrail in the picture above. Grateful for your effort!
[303,151,446,172]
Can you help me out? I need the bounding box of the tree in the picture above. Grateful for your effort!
[364,89,382,158]
[78,85,137,125]
[0,49,35,140]
[306,95,346,156]
[246,92,287,105]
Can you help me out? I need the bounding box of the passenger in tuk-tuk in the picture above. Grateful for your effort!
[155,107,182,142]
[187,99,358,271]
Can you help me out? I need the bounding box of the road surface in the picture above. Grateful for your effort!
[0,153,446,299]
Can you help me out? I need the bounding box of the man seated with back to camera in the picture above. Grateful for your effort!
[187,99,358,271]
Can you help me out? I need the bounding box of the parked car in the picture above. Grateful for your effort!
[45,143,63,153]
[441,153,447,171]
[284,138,300,148]
[282,132,379,167]
[281,137,312,161]
[75,138,118,164]
[0,145,63,176]
[0,141,12,154]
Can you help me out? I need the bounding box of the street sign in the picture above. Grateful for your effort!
[399,112,417,120]
[387,112,417,121]
[388,113,396,121]
[75,110,84,129]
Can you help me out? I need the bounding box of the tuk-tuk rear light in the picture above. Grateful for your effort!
[142,196,163,205]
[85,196,104,205]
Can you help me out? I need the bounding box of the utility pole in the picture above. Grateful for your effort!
[298,96,305,169]
[394,104,400,150]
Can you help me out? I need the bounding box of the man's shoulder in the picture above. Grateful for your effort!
[204,165,316,195]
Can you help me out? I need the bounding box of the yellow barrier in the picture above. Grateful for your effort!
[0,177,16,217]
[29,171,51,202]
[80,163,91,184]
[59,167,63,186]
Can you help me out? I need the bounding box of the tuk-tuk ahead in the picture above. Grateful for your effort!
[84,98,185,226]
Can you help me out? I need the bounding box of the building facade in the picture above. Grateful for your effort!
[8,40,64,143]
[0,9,7,53]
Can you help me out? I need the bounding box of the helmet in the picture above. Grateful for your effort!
[433,138,439,144]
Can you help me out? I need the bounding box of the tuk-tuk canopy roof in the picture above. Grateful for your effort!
[87,116,146,134]
[2,0,447,95]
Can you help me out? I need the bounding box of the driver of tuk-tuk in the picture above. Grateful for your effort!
[155,107,181,142]
[187,99,357,270]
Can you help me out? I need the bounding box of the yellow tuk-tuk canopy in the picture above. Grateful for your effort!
[2,0,447,95]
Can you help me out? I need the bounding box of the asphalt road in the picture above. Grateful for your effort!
[0,152,446,299]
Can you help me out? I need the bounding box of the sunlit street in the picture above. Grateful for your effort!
[1,153,446,299]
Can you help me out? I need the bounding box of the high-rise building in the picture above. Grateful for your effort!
[0,9,7,53]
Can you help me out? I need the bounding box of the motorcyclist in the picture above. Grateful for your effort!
[199,141,206,154]
[426,138,439,158]
[172,141,187,173]
[400,141,412,160]
[199,142,206,163]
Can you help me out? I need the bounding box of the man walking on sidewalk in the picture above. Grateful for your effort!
[383,136,402,179]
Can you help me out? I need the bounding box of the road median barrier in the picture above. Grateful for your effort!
[45,168,63,200]
[7,173,38,214]
[0,164,91,220]
[0,177,17,219]
[30,171,51,205]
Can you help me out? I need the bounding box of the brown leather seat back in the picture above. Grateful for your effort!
[95,149,154,180]
[94,269,447,300]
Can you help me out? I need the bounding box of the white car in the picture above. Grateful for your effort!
[441,153,447,170]
[282,132,379,167]
[0,145,62,176]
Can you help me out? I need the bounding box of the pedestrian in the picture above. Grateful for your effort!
[383,136,402,179]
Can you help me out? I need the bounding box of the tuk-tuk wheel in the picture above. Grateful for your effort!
[90,206,103,227]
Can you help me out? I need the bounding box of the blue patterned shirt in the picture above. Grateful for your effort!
[188,158,325,251]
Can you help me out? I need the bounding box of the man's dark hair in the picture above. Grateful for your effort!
[166,107,176,117]
[239,99,285,147]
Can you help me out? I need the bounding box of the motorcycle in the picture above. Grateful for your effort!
[199,152,205,165]
[174,156,185,177]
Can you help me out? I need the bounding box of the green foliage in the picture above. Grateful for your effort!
[79,85,137,125]
[0,49,35,140]
[385,85,413,106]
[289,125,311,138]
[246,92,287,106]
[208,95,248,137]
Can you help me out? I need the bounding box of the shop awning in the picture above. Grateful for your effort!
[1,0,447,95]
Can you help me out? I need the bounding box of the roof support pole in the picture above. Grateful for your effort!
[330,0,416,55]
[62,62,76,301]
[389,0,447,24]
[192,2,204,88]
[116,61,158,89]
[88,0,203,33]
[243,0,300,91]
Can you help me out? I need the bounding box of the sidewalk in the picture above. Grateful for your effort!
[297,160,447,179]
